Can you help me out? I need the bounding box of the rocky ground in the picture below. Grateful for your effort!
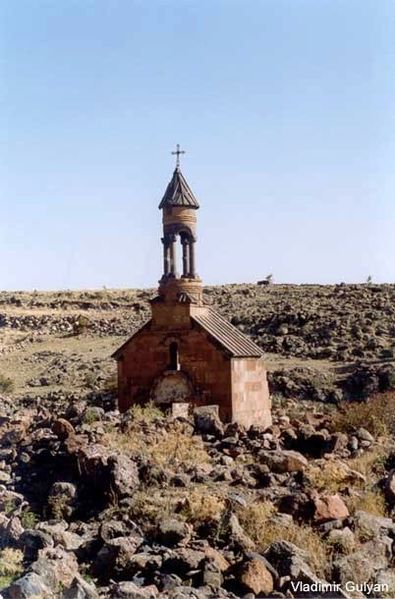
[0,284,394,402]
[0,284,395,598]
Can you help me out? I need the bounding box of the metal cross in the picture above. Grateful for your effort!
[172,144,186,168]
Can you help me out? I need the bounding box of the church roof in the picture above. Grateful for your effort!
[192,309,264,358]
[112,309,264,360]
[158,167,200,209]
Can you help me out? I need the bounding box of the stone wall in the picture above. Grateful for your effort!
[230,357,272,428]
[117,323,233,421]
[117,301,271,428]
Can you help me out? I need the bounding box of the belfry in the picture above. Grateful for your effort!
[157,144,203,305]
[112,147,271,428]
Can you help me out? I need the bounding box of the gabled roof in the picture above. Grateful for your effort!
[158,167,200,209]
[112,310,264,360]
[192,309,264,358]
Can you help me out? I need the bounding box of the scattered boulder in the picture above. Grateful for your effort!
[326,527,355,554]
[7,571,51,598]
[227,513,255,552]
[332,541,389,588]
[163,547,206,576]
[31,547,79,589]
[8,547,80,598]
[61,575,99,598]
[19,529,54,561]
[258,449,308,473]
[238,557,274,595]
[353,510,395,540]
[157,519,191,547]
[312,493,349,523]
[0,515,24,548]
[94,534,144,579]
[193,406,224,437]
[109,581,158,598]
[263,540,314,578]
[52,418,75,441]
[108,454,140,498]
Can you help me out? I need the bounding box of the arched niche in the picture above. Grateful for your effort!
[150,370,194,405]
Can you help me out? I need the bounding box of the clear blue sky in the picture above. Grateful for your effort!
[1,0,394,290]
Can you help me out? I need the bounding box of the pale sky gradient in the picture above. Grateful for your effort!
[1,0,394,290]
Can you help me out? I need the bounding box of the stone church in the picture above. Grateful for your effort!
[112,148,271,428]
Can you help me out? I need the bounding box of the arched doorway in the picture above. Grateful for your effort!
[150,370,193,405]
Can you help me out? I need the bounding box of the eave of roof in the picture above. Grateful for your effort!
[192,308,264,358]
[112,310,264,360]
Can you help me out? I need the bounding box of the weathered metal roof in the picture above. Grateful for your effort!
[112,310,263,360]
[158,167,200,209]
[192,309,264,358]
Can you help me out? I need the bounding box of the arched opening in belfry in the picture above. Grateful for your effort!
[169,341,180,371]
[163,231,196,279]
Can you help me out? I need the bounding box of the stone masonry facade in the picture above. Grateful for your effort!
[113,151,272,429]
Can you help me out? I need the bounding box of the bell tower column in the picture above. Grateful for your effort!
[162,237,170,276]
[189,240,196,278]
[181,238,189,277]
[169,233,178,277]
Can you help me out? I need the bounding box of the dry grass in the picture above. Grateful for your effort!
[102,402,165,455]
[102,373,118,394]
[103,416,210,469]
[47,494,71,521]
[348,446,387,478]
[181,488,225,527]
[125,402,164,424]
[0,548,23,577]
[325,529,355,554]
[308,448,388,521]
[307,460,357,493]
[0,548,24,588]
[103,429,210,467]
[343,448,388,517]
[150,431,210,468]
[102,428,148,455]
[238,501,328,578]
[238,500,276,536]
[129,489,178,523]
[20,509,38,529]
[129,485,225,531]
[332,391,395,437]
[307,446,387,494]
[0,374,14,394]
[347,490,387,518]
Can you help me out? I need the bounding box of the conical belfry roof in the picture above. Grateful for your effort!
[158,167,200,209]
